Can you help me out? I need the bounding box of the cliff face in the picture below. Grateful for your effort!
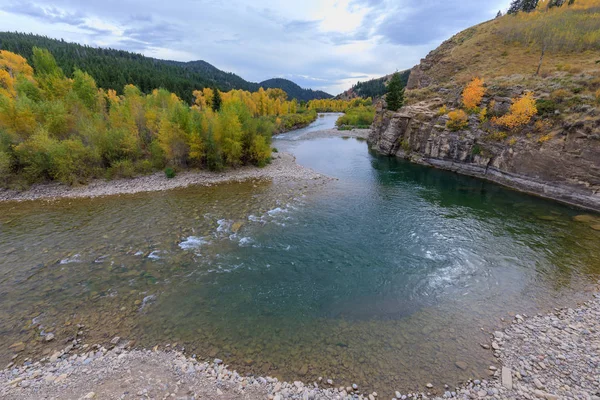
[368,100,600,211]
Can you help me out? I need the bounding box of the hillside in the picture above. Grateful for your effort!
[0,32,331,103]
[258,78,332,102]
[337,70,410,100]
[368,0,600,211]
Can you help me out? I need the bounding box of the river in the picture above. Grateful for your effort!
[1,114,599,396]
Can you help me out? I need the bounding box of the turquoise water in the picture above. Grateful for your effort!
[1,117,600,396]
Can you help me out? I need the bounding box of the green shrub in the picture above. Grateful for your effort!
[107,159,136,179]
[472,144,482,155]
[335,106,375,128]
[164,167,176,179]
[536,99,557,116]
[271,147,278,153]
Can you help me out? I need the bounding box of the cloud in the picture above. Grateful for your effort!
[3,1,86,25]
[0,0,513,94]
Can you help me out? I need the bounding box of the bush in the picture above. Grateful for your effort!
[164,167,176,179]
[472,144,482,155]
[108,159,135,179]
[437,105,448,116]
[271,147,278,153]
[596,88,600,104]
[446,110,469,131]
[536,99,558,115]
[335,106,375,128]
[550,89,570,103]
[492,92,537,130]
[462,77,485,110]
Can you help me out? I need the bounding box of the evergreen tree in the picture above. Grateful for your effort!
[522,0,539,11]
[496,10,503,18]
[385,72,405,112]
[212,88,222,112]
[508,0,523,14]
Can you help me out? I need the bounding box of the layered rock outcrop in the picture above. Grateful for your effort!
[368,100,600,211]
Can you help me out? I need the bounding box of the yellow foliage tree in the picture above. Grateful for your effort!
[446,110,469,131]
[462,77,485,111]
[492,92,538,130]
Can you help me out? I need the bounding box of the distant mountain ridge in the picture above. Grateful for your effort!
[258,78,332,102]
[0,32,332,103]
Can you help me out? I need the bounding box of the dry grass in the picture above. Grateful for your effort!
[412,4,600,89]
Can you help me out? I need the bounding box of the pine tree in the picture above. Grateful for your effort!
[385,72,405,112]
[496,10,503,18]
[211,88,222,112]
[508,0,523,14]
[522,0,539,12]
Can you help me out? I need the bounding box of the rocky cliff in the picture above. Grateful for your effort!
[368,99,600,212]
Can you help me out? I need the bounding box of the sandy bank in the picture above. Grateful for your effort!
[0,152,330,203]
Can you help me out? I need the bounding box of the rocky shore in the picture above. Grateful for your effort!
[294,128,370,141]
[2,285,599,400]
[367,102,600,213]
[0,152,329,203]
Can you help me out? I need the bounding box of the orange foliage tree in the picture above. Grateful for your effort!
[492,92,538,130]
[462,77,485,111]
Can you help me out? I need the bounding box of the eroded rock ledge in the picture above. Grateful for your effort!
[368,100,600,212]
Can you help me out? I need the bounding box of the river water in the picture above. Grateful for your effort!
[1,114,600,396]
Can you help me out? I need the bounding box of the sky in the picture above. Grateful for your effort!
[0,0,512,95]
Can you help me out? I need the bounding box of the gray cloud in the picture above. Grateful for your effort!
[0,0,512,94]
[3,1,86,25]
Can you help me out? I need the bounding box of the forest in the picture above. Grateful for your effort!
[0,32,332,104]
[345,70,410,99]
[0,48,362,187]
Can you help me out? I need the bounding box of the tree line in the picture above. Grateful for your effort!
[0,48,361,186]
[0,32,332,104]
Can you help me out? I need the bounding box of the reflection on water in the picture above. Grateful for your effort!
[1,133,600,397]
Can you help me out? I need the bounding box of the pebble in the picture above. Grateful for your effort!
[1,292,600,400]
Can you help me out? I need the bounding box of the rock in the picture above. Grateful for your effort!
[80,393,96,399]
[534,378,544,390]
[54,373,68,383]
[454,361,468,370]
[45,333,55,342]
[327,379,333,385]
[591,224,600,231]
[489,366,497,371]
[49,351,61,363]
[426,383,433,389]
[298,364,308,376]
[9,342,25,352]
[352,383,358,390]
[110,336,120,345]
[502,367,513,390]
[214,358,223,365]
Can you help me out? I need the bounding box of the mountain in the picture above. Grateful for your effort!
[258,78,332,102]
[0,32,331,103]
[368,1,600,211]
[337,70,410,100]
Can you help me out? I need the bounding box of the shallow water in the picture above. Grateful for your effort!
[1,118,600,396]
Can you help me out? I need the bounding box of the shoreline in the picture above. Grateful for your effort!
[0,152,330,203]
[2,285,599,399]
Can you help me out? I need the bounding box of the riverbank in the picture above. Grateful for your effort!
[0,152,330,203]
[2,283,599,399]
